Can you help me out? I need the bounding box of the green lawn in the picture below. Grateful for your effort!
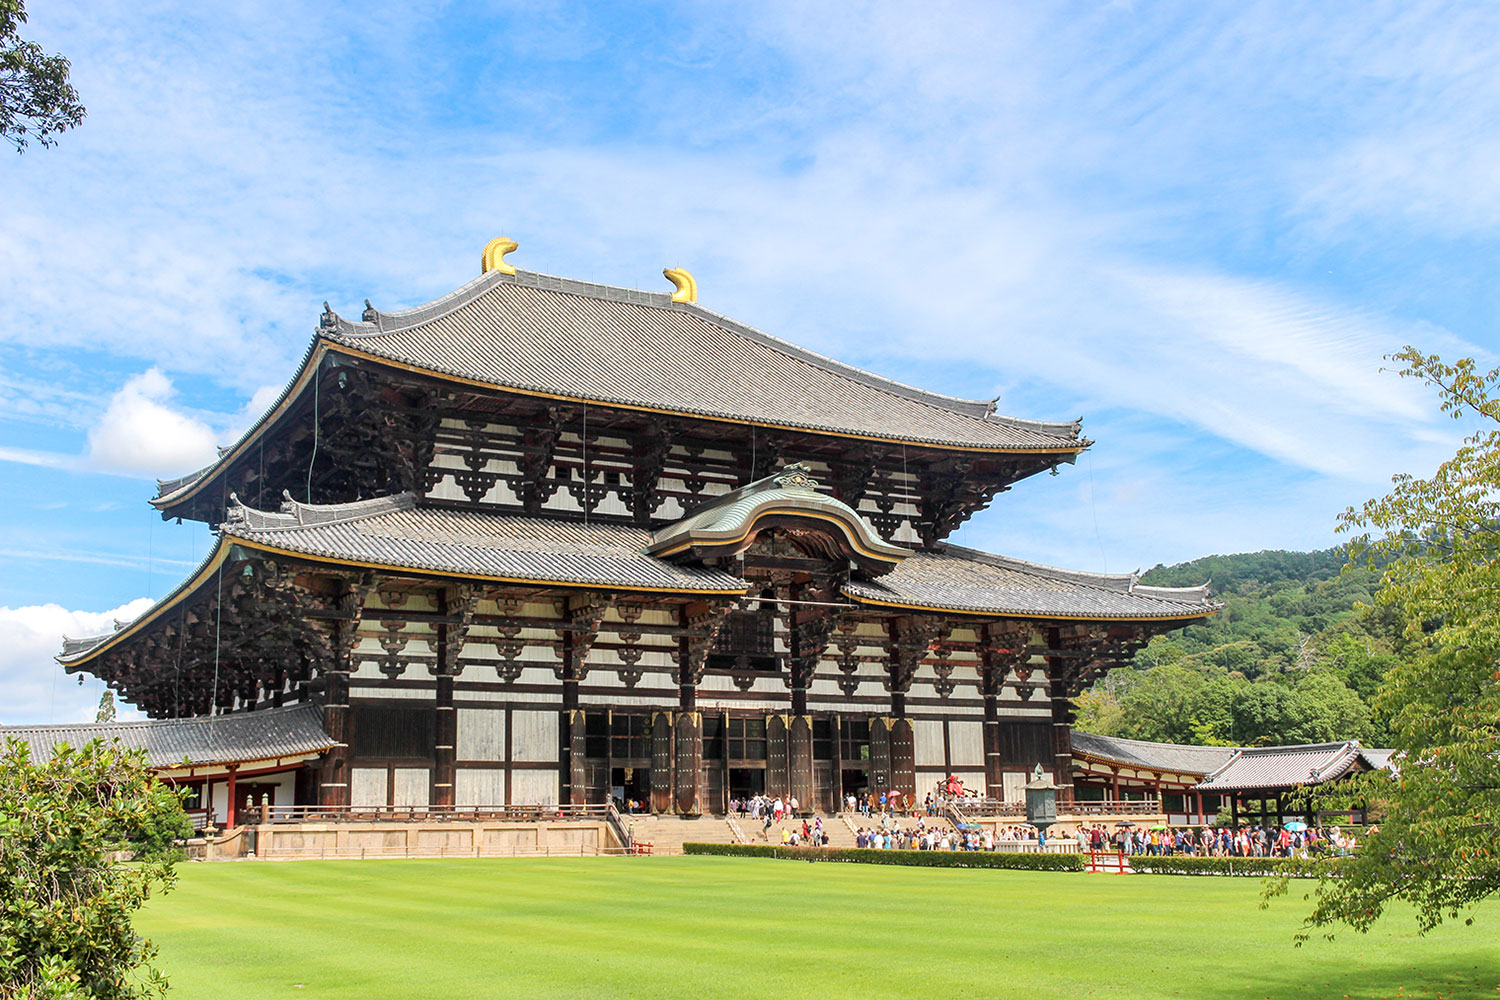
[136,858,1499,1000]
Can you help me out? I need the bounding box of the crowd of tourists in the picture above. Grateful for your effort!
[731,795,802,822]
[1081,823,1367,858]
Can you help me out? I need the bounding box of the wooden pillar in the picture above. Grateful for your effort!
[674,711,703,815]
[432,588,459,808]
[319,582,363,809]
[650,711,674,814]
[1195,790,1205,825]
[680,666,699,804]
[1111,770,1121,803]
[868,716,893,798]
[981,659,1004,799]
[788,714,814,811]
[1048,684,1076,805]
[890,717,916,808]
[765,714,790,800]
[568,710,588,806]
[433,675,455,808]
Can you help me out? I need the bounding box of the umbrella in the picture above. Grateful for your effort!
[1114,821,1136,828]
[1149,824,1168,831]
[1284,821,1309,832]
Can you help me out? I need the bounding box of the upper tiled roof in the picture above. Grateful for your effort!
[1196,742,1394,792]
[225,492,748,594]
[323,268,1085,451]
[1071,731,1239,777]
[844,545,1218,620]
[0,703,334,768]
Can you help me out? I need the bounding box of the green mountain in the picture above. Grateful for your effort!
[1075,548,1408,747]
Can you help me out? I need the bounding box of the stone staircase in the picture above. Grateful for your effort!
[623,815,742,855]
[624,812,958,855]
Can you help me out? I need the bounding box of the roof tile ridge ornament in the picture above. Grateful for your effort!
[663,266,697,304]
[481,237,519,276]
[222,490,421,534]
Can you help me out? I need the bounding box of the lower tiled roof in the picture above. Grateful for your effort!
[1071,731,1239,777]
[225,493,748,594]
[0,703,334,768]
[1196,742,1392,792]
[845,546,1218,620]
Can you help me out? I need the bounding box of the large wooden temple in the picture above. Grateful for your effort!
[57,240,1217,820]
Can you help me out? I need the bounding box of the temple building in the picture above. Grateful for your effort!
[50,239,1219,822]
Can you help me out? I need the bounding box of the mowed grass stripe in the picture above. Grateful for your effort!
[135,857,1500,1000]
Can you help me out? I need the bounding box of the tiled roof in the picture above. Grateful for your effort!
[0,703,334,768]
[225,492,749,594]
[1196,742,1394,792]
[63,495,1214,669]
[322,268,1085,451]
[844,545,1219,620]
[1070,732,1239,777]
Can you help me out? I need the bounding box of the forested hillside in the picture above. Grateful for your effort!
[1074,548,1409,747]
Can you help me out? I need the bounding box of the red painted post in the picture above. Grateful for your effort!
[225,765,239,828]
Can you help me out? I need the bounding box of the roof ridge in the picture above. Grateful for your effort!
[939,545,1218,606]
[1073,731,1245,752]
[223,491,417,533]
[0,702,319,734]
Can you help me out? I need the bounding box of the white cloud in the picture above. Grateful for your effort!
[0,598,152,725]
[85,369,222,476]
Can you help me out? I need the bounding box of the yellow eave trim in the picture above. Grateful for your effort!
[840,588,1220,623]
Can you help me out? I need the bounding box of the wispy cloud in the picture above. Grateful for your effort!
[3,0,1500,722]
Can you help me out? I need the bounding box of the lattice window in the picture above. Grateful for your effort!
[708,602,778,672]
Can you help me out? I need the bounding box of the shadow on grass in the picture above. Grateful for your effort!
[1193,952,1500,1000]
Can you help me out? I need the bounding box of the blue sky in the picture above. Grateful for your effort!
[3,0,1498,723]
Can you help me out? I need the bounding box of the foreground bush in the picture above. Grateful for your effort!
[0,738,185,998]
[683,842,1085,871]
[1129,855,1344,877]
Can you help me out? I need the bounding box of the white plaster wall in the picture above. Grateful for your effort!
[457,708,505,761]
[1001,772,1027,803]
[351,767,387,807]
[949,720,985,769]
[455,769,506,806]
[913,719,945,767]
[510,711,559,762]
[511,769,558,805]
[393,767,431,807]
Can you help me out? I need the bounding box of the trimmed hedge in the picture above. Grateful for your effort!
[1128,855,1343,877]
[682,842,1085,871]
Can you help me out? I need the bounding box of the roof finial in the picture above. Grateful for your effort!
[663,267,697,304]
[482,237,518,276]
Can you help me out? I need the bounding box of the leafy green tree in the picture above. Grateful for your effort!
[1,0,85,151]
[0,739,182,997]
[1284,349,1500,935]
